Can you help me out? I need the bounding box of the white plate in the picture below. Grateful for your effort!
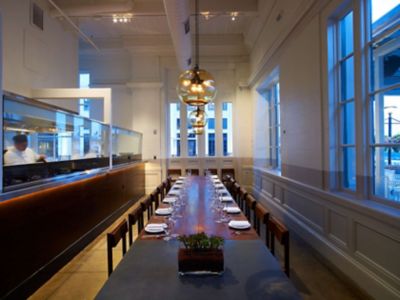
[145,226,165,234]
[163,197,177,203]
[155,208,172,216]
[220,196,234,202]
[168,191,180,196]
[223,207,241,214]
[228,220,251,230]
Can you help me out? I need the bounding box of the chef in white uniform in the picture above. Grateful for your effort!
[4,134,46,165]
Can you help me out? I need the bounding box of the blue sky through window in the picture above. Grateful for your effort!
[371,0,400,22]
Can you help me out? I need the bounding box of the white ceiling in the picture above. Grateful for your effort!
[53,0,261,50]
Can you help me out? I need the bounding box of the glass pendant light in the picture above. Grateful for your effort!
[189,106,207,135]
[176,0,217,106]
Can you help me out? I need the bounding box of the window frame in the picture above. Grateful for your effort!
[264,80,281,170]
[326,0,400,208]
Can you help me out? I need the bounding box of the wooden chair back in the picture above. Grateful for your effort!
[186,168,199,176]
[167,169,182,181]
[204,168,218,175]
[232,182,241,203]
[238,187,248,210]
[154,185,163,208]
[107,220,128,276]
[128,206,143,245]
[221,168,235,180]
[244,194,257,223]
[268,217,290,277]
[254,203,270,247]
[140,195,153,220]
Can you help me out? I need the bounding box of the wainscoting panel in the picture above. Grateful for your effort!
[245,165,400,300]
[355,223,400,281]
[328,210,348,248]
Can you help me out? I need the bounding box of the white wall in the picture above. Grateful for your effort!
[0,0,79,111]
[248,1,400,299]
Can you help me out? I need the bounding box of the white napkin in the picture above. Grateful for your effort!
[229,220,251,229]
[175,180,183,184]
[220,196,234,202]
[178,176,186,180]
[155,207,172,215]
[163,197,177,203]
[223,207,241,214]
[211,175,219,179]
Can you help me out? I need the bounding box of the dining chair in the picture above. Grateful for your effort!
[166,176,172,192]
[238,187,248,210]
[186,168,199,176]
[107,219,128,276]
[244,194,257,224]
[128,206,143,246]
[254,203,270,247]
[140,195,153,222]
[268,216,290,277]
[153,188,161,209]
[204,168,218,176]
[155,184,164,208]
[232,182,241,204]
[167,169,182,181]
[221,168,235,180]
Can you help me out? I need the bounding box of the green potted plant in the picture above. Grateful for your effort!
[177,232,224,275]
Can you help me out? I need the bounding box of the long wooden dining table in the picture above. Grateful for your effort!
[96,176,301,300]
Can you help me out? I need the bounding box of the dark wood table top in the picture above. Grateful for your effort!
[96,240,301,300]
[96,176,301,300]
[140,176,258,240]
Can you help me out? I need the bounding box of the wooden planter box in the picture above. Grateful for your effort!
[178,248,224,275]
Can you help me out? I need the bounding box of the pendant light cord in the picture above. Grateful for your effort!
[195,0,199,69]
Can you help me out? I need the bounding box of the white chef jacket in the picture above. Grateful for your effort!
[4,147,40,166]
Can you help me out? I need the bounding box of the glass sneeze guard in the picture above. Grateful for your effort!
[2,92,143,191]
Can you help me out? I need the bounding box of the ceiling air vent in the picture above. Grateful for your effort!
[31,2,44,30]
[184,18,190,34]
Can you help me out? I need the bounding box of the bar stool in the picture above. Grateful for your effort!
[107,220,128,276]
[140,195,153,221]
[128,206,143,246]
[244,194,257,224]
[268,216,290,277]
[254,203,270,247]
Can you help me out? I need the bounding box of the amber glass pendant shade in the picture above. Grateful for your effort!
[177,66,217,106]
[189,106,207,135]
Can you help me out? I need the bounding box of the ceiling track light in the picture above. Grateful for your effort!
[112,13,133,23]
[230,11,238,21]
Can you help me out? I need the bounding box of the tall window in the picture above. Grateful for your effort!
[328,0,400,204]
[169,103,181,157]
[369,0,400,200]
[222,102,233,156]
[337,11,356,190]
[205,103,216,156]
[266,83,281,169]
[79,73,91,118]
[187,106,198,157]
